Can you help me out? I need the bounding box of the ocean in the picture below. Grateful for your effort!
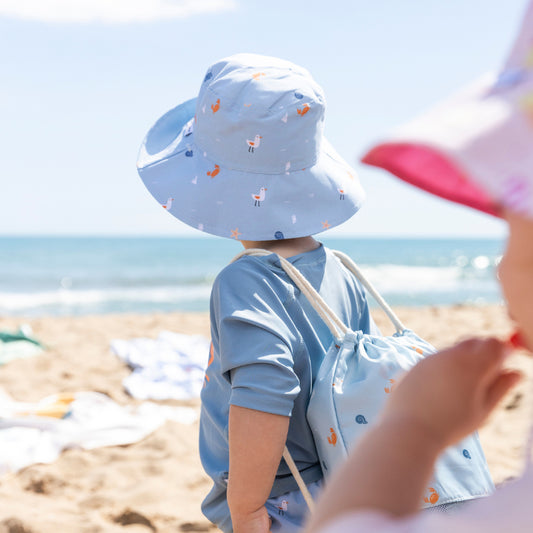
[0,236,505,317]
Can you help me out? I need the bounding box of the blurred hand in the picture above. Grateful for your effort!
[382,338,522,449]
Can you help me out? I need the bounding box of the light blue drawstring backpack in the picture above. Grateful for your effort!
[239,248,495,512]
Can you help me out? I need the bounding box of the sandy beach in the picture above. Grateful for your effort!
[0,304,530,532]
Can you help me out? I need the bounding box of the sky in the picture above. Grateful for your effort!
[1,0,529,238]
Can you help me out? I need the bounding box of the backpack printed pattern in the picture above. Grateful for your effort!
[307,326,494,508]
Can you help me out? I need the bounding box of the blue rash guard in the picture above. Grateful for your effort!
[199,244,379,531]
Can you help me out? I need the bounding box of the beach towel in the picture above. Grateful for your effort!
[0,389,198,474]
[111,331,210,400]
[0,325,44,365]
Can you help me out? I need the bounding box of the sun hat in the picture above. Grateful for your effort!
[137,53,365,241]
[361,0,533,221]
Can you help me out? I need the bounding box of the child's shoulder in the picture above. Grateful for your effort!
[214,252,283,290]
[212,253,296,312]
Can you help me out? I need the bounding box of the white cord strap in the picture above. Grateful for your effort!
[282,446,315,512]
[233,248,406,334]
[332,250,406,333]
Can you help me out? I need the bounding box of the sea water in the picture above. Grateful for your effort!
[0,236,505,317]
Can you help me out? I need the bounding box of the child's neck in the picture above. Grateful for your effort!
[241,236,320,259]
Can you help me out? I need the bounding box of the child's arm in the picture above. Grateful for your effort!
[228,405,290,533]
[306,338,521,532]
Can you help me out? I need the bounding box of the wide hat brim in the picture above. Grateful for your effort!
[137,98,365,241]
[361,75,508,218]
[361,2,533,220]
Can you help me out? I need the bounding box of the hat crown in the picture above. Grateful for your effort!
[194,54,326,174]
[137,53,365,241]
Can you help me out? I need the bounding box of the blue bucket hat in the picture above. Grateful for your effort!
[137,53,365,241]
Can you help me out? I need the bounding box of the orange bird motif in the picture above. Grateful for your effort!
[327,427,337,446]
[384,378,395,394]
[207,164,220,178]
[297,103,310,116]
[211,98,220,113]
[424,488,440,505]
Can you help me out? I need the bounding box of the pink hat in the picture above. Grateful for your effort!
[362,1,533,220]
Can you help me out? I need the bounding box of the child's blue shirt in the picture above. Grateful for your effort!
[199,243,379,531]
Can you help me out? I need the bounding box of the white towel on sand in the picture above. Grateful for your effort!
[0,390,197,474]
[110,331,210,400]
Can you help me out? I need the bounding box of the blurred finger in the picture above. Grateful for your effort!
[484,370,523,413]
[463,338,510,383]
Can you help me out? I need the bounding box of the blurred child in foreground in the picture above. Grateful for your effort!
[307,1,533,531]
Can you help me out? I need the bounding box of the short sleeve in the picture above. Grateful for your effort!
[212,260,303,417]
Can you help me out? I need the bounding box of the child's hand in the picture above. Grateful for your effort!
[231,506,271,533]
[382,338,522,450]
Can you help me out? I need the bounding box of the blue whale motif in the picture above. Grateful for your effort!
[462,449,472,459]
[355,414,368,424]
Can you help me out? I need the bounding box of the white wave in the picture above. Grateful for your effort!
[359,264,495,294]
[0,265,501,314]
[0,285,212,312]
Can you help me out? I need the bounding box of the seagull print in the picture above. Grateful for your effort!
[162,197,174,209]
[252,187,267,206]
[247,135,262,153]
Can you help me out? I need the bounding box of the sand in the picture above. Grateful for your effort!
[0,305,530,532]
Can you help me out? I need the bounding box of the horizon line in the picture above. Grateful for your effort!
[0,233,507,240]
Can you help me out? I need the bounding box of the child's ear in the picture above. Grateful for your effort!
[501,210,533,352]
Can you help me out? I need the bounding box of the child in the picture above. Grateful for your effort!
[307,1,533,531]
[136,53,376,532]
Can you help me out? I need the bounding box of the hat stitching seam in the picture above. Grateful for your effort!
[140,139,347,175]
[140,142,320,175]
[140,137,350,179]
